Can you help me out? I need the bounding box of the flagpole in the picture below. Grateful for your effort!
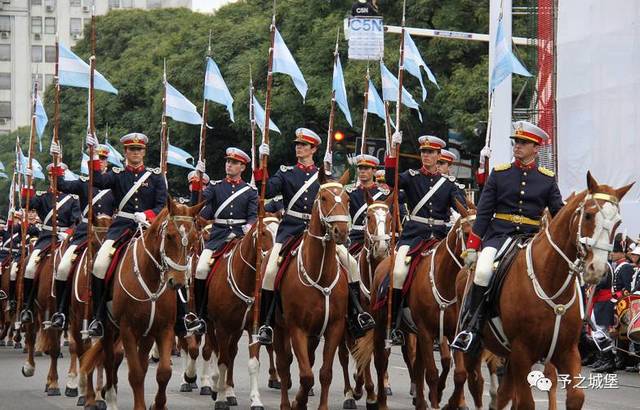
[197,31,212,204]
[8,137,19,259]
[360,65,370,156]
[48,37,62,301]
[324,30,340,174]
[249,66,257,187]
[386,0,407,349]
[161,60,168,176]
[252,2,277,339]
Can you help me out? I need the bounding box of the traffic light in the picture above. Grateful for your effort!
[334,130,345,142]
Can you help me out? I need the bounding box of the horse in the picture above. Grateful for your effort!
[80,198,205,410]
[457,172,633,409]
[270,169,351,410]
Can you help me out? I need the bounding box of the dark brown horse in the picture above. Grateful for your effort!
[458,172,632,410]
[80,198,204,410]
[272,170,351,410]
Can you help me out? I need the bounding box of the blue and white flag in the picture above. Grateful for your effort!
[204,57,235,122]
[167,144,195,170]
[58,43,118,94]
[273,28,308,100]
[81,153,89,175]
[380,62,422,122]
[403,30,439,101]
[64,169,79,181]
[165,82,202,125]
[104,140,124,167]
[332,55,352,126]
[35,94,48,151]
[0,171,6,179]
[18,149,45,180]
[253,95,281,135]
[367,80,386,122]
[490,16,531,91]
[0,161,4,171]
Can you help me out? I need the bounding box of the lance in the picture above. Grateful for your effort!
[49,37,62,297]
[7,138,18,259]
[160,59,169,177]
[386,0,407,349]
[251,2,277,339]
[197,31,212,204]
[249,66,257,187]
[323,30,340,174]
[360,65,370,156]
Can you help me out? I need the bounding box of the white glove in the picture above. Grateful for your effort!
[462,249,478,267]
[134,212,147,225]
[259,143,270,157]
[391,131,403,146]
[57,231,69,242]
[49,140,61,156]
[323,150,333,166]
[24,167,33,177]
[241,224,252,235]
[86,133,99,148]
[480,146,491,159]
[195,160,206,173]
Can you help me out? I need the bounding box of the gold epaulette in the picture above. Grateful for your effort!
[493,163,511,171]
[538,166,555,177]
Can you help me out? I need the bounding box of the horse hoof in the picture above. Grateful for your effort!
[199,386,212,396]
[365,403,379,410]
[0,340,5,346]
[34,350,43,357]
[179,382,192,393]
[190,382,198,389]
[149,356,159,364]
[64,340,69,346]
[343,398,357,409]
[214,401,230,410]
[7,340,14,347]
[96,400,107,410]
[84,406,98,410]
[353,389,363,401]
[22,346,27,353]
[13,342,21,349]
[458,407,470,410]
[65,387,79,397]
[171,348,180,357]
[250,407,264,410]
[48,387,61,396]
[268,379,281,389]
[183,372,197,384]
[77,395,85,406]
[58,351,63,358]
[384,386,392,396]
[227,396,238,406]
[21,364,35,377]
[412,397,416,406]
[210,390,218,401]
[308,388,314,396]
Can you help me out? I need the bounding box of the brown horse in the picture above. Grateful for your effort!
[272,169,351,410]
[457,172,632,410]
[80,198,205,410]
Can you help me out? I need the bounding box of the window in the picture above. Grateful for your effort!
[44,17,55,34]
[0,45,10,61]
[45,74,54,88]
[108,0,119,9]
[70,0,81,5]
[0,16,10,32]
[0,102,11,119]
[32,0,43,5]
[45,46,56,62]
[121,0,132,7]
[70,18,82,35]
[31,17,42,34]
[31,45,42,62]
[0,73,10,90]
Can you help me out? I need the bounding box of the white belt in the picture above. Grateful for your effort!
[117,211,136,220]
[351,225,365,231]
[213,218,247,226]
[288,210,312,221]
[41,225,70,232]
[408,215,446,226]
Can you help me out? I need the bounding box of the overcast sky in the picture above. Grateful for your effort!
[192,0,235,13]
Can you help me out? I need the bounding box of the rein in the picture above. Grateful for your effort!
[361,202,391,296]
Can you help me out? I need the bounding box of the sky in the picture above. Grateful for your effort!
[192,0,235,13]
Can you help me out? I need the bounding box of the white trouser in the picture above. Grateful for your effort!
[93,239,115,280]
[56,244,78,281]
[336,245,360,283]
[24,249,41,280]
[195,249,214,280]
[10,261,17,281]
[392,245,411,290]
[262,243,283,291]
[473,247,498,287]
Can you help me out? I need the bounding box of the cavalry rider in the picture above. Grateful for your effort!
[2,210,39,312]
[437,148,467,226]
[0,218,7,300]
[48,143,115,330]
[385,133,465,346]
[451,121,564,353]
[253,128,374,345]
[86,132,190,338]
[190,147,257,334]
[20,163,81,324]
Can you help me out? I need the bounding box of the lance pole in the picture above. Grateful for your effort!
[324,30,340,174]
[360,66,370,156]
[49,36,62,296]
[249,66,257,187]
[197,31,212,204]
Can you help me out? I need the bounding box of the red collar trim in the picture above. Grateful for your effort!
[615,257,628,264]
[296,162,317,172]
[420,167,439,176]
[225,177,242,185]
[126,164,145,173]
[514,159,536,170]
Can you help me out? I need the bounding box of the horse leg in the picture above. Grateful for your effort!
[46,330,62,396]
[318,321,343,410]
[438,337,452,403]
[403,333,417,397]
[275,326,293,410]
[179,336,197,392]
[102,327,121,410]
[505,342,535,410]
[445,349,468,410]
[267,344,281,389]
[338,340,356,409]
[200,334,215,396]
[543,363,558,410]
[373,328,389,410]
[552,346,584,410]
[212,330,231,409]
[485,353,501,410]
[417,328,439,409]
[412,332,427,410]
[225,334,239,406]
[151,332,173,410]
[464,352,485,410]
[290,327,313,409]
[121,326,147,410]
[247,338,264,409]
[21,323,36,378]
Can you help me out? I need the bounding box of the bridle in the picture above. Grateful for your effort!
[445,213,477,269]
[363,203,391,252]
[307,182,351,242]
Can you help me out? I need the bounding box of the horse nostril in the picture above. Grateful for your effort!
[168,277,176,289]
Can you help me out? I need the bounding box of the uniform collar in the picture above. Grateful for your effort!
[420,166,439,176]
[514,159,537,170]
[358,182,376,190]
[225,176,243,185]
[296,162,317,172]
[125,164,145,173]
[615,257,628,265]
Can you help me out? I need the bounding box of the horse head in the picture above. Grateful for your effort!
[455,197,477,237]
[314,168,351,245]
[573,171,634,284]
[262,212,281,249]
[364,189,392,259]
[92,213,113,243]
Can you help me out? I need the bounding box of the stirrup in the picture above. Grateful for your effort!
[451,330,475,352]
[87,319,104,338]
[390,328,405,346]
[356,312,375,330]
[184,313,205,334]
[0,290,7,300]
[257,325,273,345]
[48,312,66,330]
[20,309,33,324]
[592,330,614,352]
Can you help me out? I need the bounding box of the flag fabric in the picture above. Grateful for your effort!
[380,62,423,122]
[18,149,45,180]
[204,57,235,122]
[165,82,202,125]
[252,95,281,135]
[490,16,531,91]
[332,55,352,126]
[167,144,195,170]
[367,80,386,122]
[81,153,89,175]
[403,30,439,101]
[58,43,118,94]
[273,28,308,100]
[0,172,7,179]
[64,169,79,181]
[0,161,4,171]
[104,140,124,167]
[34,94,48,151]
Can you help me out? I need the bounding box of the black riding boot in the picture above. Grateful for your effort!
[593,350,617,373]
[257,290,276,345]
[194,278,208,319]
[451,283,488,354]
[175,287,205,337]
[87,277,106,338]
[389,288,405,346]
[8,280,16,312]
[19,278,35,323]
[49,279,69,330]
[347,282,375,339]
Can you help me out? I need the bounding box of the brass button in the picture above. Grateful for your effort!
[521,181,526,186]
[523,172,527,176]
[230,205,234,208]
[520,191,525,195]
[304,197,307,201]
[519,200,523,204]
[229,212,233,216]
[516,226,521,231]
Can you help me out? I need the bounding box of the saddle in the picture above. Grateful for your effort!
[274,233,304,291]
[205,238,240,288]
[373,238,440,311]
[104,230,136,284]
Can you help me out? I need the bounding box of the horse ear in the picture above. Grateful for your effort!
[384,191,394,208]
[564,191,576,203]
[616,182,635,200]
[465,196,477,211]
[318,165,327,185]
[586,171,599,193]
[454,198,467,217]
[166,195,175,214]
[338,169,350,186]
[190,200,206,217]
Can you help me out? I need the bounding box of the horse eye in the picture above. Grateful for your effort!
[585,213,593,221]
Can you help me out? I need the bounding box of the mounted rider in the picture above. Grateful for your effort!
[437,148,467,228]
[2,210,39,312]
[451,121,564,353]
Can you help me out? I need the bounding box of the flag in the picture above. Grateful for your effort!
[253,95,281,135]
[403,30,439,101]
[332,55,352,126]
[165,82,202,125]
[58,43,118,94]
[273,28,308,100]
[80,153,89,175]
[380,61,422,122]
[0,161,4,171]
[34,94,48,151]
[204,57,235,122]
[64,169,79,181]
[167,144,195,170]
[490,16,531,91]
[367,80,396,129]
[18,149,45,180]
[104,140,124,167]
[0,172,6,179]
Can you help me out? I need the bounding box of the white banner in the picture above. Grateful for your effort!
[347,17,384,61]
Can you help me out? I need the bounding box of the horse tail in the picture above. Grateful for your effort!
[482,350,504,372]
[79,339,103,375]
[351,330,374,375]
